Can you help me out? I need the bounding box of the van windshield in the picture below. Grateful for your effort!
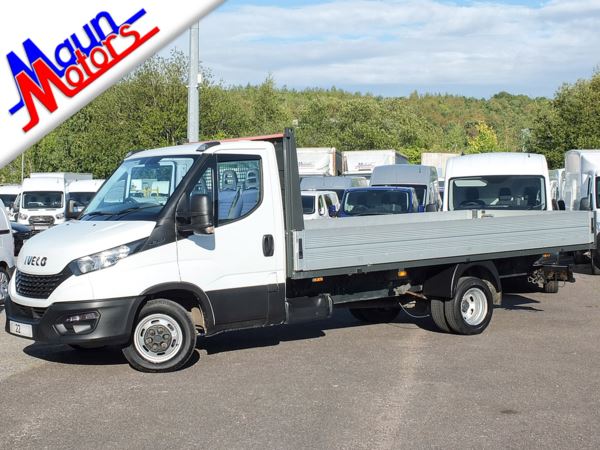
[0,194,17,207]
[23,191,63,209]
[81,155,196,221]
[342,189,412,216]
[449,176,546,210]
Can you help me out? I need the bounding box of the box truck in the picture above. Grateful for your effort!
[297,147,342,177]
[342,150,408,178]
[5,131,593,372]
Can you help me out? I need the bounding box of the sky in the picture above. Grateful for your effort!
[161,0,600,98]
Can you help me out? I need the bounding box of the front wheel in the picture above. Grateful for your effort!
[0,267,10,305]
[123,299,196,373]
[543,280,559,294]
[444,277,493,335]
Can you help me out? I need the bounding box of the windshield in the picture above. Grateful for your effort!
[0,194,17,206]
[450,175,546,210]
[302,196,315,214]
[82,155,196,220]
[342,189,412,216]
[396,184,427,205]
[69,192,96,206]
[23,191,63,209]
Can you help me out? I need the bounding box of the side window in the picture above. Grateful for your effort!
[217,157,261,224]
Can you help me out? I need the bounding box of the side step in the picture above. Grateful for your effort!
[285,294,333,325]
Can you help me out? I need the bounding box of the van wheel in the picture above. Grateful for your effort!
[444,277,493,335]
[349,307,399,323]
[123,299,196,373]
[430,298,450,333]
[0,267,10,305]
[543,280,559,294]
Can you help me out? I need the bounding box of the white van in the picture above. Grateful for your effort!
[0,185,21,221]
[370,165,441,212]
[16,173,92,230]
[0,200,15,304]
[560,150,600,272]
[443,153,552,212]
[67,179,105,216]
[301,190,339,220]
[549,168,565,206]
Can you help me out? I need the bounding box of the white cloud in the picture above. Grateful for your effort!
[164,0,600,97]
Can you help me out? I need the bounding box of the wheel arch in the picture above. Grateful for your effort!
[140,283,215,334]
[423,261,502,304]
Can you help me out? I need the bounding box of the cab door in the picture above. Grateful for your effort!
[176,150,284,329]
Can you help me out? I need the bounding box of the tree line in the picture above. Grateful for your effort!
[1,51,598,183]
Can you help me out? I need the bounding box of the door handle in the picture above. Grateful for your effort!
[262,234,274,257]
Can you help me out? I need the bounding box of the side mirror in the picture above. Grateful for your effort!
[425,203,437,213]
[190,194,214,234]
[328,205,338,217]
[557,200,566,211]
[580,197,591,211]
[66,200,79,219]
[318,206,326,216]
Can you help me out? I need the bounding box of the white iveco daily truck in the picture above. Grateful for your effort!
[5,131,594,372]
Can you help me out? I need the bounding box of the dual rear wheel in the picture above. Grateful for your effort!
[430,277,494,335]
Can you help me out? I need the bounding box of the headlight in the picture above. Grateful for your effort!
[73,240,145,275]
[18,212,28,220]
[56,212,65,220]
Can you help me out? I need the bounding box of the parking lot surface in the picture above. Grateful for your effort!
[1,267,599,449]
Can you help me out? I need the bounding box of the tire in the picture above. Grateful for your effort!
[122,299,196,373]
[444,277,493,335]
[430,298,451,333]
[0,266,10,305]
[349,307,399,323]
[543,280,559,294]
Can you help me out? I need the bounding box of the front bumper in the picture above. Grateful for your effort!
[4,296,144,346]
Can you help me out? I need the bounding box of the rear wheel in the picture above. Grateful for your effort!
[444,277,493,335]
[349,307,399,323]
[543,280,559,294]
[430,298,450,333]
[123,299,196,373]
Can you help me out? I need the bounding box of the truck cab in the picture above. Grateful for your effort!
[370,164,441,212]
[443,153,552,212]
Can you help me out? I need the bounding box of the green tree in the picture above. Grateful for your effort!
[466,122,500,153]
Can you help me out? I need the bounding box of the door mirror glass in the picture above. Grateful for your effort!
[425,203,437,213]
[557,200,566,211]
[328,204,337,217]
[190,194,214,234]
[580,197,591,211]
[66,199,79,219]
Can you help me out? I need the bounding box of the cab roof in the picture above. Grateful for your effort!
[125,134,284,160]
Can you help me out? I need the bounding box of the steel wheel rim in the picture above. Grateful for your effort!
[0,272,8,303]
[460,287,488,326]
[134,314,183,364]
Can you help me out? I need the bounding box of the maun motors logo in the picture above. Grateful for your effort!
[7,9,160,133]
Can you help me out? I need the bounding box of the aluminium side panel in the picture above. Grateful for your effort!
[293,211,594,273]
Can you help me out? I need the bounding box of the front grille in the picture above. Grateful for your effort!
[28,216,55,226]
[15,269,71,299]
[10,302,47,320]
